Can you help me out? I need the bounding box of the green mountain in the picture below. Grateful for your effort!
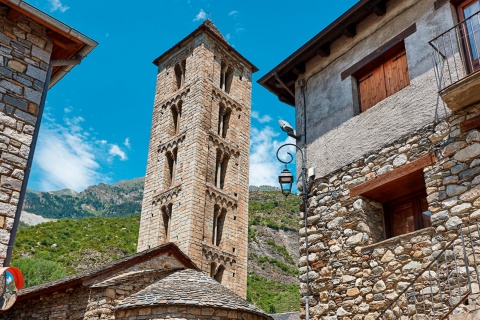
[23,178,144,219]
[13,181,300,313]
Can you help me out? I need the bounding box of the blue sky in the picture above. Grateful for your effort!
[26,0,358,192]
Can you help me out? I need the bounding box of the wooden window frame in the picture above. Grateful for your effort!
[456,0,480,72]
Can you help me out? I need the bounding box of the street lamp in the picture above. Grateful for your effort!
[276,140,310,320]
[278,167,294,196]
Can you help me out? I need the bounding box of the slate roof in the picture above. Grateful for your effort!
[17,243,197,301]
[117,269,272,319]
[270,312,301,320]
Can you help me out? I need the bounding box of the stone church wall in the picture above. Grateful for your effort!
[301,102,480,319]
[1,255,184,319]
[116,306,266,320]
[0,5,52,264]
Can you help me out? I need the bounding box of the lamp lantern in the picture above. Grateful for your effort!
[278,167,294,196]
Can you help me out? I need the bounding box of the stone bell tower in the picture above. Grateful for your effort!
[137,20,257,297]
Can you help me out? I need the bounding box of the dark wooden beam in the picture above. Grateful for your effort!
[343,24,356,38]
[373,1,387,16]
[6,7,20,21]
[292,64,305,75]
[461,115,480,133]
[350,153,436,197]
[315,43,330,57]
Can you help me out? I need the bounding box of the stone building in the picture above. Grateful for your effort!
[1,243,270,320]
[0,0,96,265]
[260,0,480,319]
[137,19,257,298]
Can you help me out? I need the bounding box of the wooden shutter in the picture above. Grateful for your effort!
[384,50,410,96]
[388,201,416,237]
[358,64,387,111]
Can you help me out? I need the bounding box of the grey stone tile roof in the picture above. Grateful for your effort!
[270,312,301,320]
[18,243,196,301]
[117,269,272,319]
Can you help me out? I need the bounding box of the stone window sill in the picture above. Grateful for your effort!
[359,227,434,254]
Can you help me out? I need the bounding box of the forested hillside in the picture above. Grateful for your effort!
[14,180,300,313]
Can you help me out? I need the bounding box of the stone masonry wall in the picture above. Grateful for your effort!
[116,306,266,320]
[300,102,480,319]
[0,6,52,263]
[1,254,185,319]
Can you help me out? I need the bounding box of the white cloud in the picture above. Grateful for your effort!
[109,144,127,161]
[64,107,72,113]
[249,126,295,187]
[235,27,245,33]
[228,10,239,16]
[33,111,130,192]
[123,137,131,149]
[226,33,231,41]
[251,111,272,124]
[35,119,104,192]
[193,9,209,21]
[49,0,69,13]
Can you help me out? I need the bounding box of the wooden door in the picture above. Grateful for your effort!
[385,191,429,238]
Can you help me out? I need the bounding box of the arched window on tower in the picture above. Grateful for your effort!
[220,62,234,94]
[212,206,227,246]
[171,101,182,135]
[174,59,186,90]
[215,150,229,190]
[217,104,231,138]
[214,265,225,283]
[161,203,172,242]
[166,148,178,187]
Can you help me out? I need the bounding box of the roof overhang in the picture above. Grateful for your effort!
[153,21,258,73]
[0,0,97,88]
[257,0,389,107]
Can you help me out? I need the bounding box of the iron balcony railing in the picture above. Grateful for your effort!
[377,220,480,320]
[430,10,480,91]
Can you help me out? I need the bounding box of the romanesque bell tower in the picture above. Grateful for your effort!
[138,20,257,297]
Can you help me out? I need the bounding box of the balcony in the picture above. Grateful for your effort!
[430,10,480,111]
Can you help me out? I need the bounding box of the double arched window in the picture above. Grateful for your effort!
[174,59,186,91]
[161,203,173,242]
[220,61,233,94]
[212,205,227,247]
[215,150,229,190]
[166,148,178,187]
[171,101,182,136]
[217,103,231,139]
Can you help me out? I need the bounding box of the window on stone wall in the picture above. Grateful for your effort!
[355,42,410,111]
[174,60,186,91]
[217,103,231,138]
[220,61,234,94]
[350,155,434,239]
[212,206,227,246]
[384,190,431,238]
[214,150,229,189]
[171,101,182,135]
[161,203,172,242]
[214,265,225,283]
[166,148,178,187]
